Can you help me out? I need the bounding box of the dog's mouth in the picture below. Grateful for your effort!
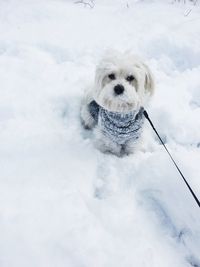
[103,98,137,113]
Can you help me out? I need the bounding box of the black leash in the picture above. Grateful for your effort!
[143,109,200,209]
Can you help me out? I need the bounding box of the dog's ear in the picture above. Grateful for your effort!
[141,63,155,95]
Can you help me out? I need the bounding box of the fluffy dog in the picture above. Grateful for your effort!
[81,51,154,156]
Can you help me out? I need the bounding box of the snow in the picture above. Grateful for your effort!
[0,0,200,266]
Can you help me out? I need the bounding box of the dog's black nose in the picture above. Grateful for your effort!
[114,84,124,95]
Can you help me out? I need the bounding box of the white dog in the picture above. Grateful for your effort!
[81,51,154,156]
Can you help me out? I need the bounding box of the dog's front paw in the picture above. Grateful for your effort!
[94,133,122,156]
[80,104,96,130]
[121,141,139,156]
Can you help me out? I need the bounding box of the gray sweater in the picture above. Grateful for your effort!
[88,101,144,145]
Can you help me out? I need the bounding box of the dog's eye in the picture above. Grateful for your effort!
[108,73,116,80]
[126,75,135,82]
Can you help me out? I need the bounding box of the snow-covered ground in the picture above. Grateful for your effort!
[0,0,200,266]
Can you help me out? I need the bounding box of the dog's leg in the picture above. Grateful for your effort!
[80,104,96,129]
[94,128,121,156]
[123,139,141,155]
[80,88,96,129]
[123,129,149,155]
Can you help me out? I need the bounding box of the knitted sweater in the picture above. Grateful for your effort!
[88,101,144,145]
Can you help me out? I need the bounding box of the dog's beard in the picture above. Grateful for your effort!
[94,84,140,113]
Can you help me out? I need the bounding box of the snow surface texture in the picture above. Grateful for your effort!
[0,0,200,266]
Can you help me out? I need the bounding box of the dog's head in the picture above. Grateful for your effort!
[93,51,154,113]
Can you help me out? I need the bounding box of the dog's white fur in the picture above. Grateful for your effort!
[81,51,154,156]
